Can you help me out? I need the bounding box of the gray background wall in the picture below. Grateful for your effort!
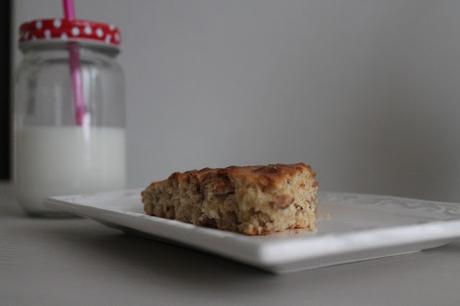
[13,0,460,202]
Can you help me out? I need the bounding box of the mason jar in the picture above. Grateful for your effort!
[14,19,126,216]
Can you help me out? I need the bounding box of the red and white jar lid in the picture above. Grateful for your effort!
[19,19,121,48]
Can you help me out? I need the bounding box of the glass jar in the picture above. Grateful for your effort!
[14,19,126,216]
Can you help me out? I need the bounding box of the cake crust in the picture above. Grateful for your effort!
[141,163,318,235]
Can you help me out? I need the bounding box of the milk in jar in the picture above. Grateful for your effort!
[15,126,126,214]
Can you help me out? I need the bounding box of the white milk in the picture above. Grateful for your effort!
[15,126,126,215]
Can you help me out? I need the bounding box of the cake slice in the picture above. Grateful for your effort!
[141,163,318,235]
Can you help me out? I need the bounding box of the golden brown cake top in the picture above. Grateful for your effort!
[151,162,318,193]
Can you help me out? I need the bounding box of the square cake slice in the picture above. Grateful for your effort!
[141,163,318,235]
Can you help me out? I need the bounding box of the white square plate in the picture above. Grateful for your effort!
[46,190,460,273]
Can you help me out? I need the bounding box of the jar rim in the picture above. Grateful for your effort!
[19,39,120,55]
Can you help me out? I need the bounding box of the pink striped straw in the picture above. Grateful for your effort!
[62,0,85,126]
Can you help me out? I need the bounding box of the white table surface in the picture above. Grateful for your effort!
[1,183,460,306]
